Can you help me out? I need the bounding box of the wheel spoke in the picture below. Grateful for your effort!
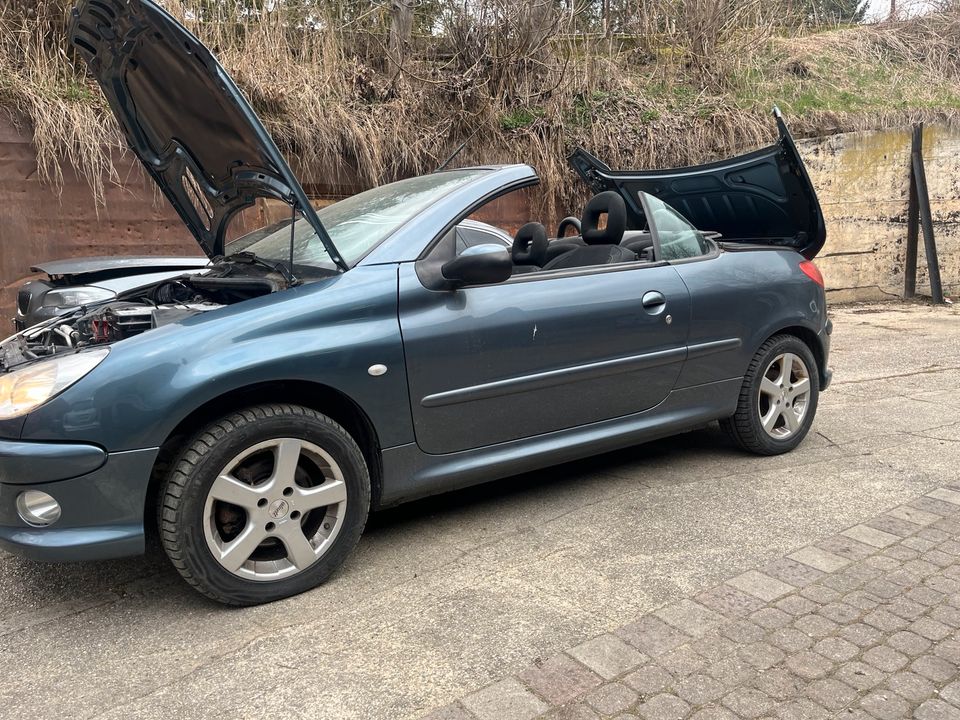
[217,524,267,572]
[277,524,317,570]
[296,479,347,511]
[779,353,796,384]
[761,405,781,433]
[788,377,810,401]
[209,474,262,509]
[783,406,801,433]
[272,438,302,485]
[760,377,781,399]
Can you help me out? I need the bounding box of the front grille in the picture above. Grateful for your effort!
[16,289,31,316]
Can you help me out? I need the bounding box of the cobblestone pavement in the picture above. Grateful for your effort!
[428,486,960,720]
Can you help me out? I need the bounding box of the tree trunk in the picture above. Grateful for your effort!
[389,0,416,78]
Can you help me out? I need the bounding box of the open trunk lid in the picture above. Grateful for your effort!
[568,109,826,259]
[69,0,346,269]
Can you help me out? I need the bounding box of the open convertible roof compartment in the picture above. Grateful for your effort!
[568,110,826,260]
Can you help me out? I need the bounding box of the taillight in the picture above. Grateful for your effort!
[799,260,824,287]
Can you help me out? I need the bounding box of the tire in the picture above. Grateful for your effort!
[721,334,820,456]
[159,404,370,605]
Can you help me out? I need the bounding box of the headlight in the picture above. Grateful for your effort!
[41,286,116,308]
[0,350,109,420]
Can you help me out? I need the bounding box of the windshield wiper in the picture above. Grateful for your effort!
[229,251,300,287]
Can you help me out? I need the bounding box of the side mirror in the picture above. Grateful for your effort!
[440,244,513,289]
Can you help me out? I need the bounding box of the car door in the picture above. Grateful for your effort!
[397,247,691,455]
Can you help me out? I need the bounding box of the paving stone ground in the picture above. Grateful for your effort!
[426,486,960,720]
[3,303,959,719]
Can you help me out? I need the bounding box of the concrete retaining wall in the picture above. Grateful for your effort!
[799,124,960,303]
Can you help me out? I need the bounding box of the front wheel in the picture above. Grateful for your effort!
[721,335,820,455]
[159,404,370,605]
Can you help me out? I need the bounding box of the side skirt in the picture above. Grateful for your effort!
[376,378,742,508]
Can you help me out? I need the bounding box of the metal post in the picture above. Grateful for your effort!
[904,126,919,299]
[910,124,944,303]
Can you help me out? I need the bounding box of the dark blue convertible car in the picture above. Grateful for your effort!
[0,0,831,604]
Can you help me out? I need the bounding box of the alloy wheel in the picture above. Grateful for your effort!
[757,352,811,440]
[202,437,348,581]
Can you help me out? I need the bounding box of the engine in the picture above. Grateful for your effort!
[81,301,226,345]
[17,299,225,355]
[1,260,288,369]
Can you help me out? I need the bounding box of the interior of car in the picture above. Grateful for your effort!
[466,188,710,279]
[442,188,720,286]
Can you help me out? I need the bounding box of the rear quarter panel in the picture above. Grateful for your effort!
[673,247,826,388]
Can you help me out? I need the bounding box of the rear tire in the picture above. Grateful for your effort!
[721,334,820,456]
[159,404,370,606]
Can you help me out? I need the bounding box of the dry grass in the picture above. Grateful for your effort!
[865,5,960,82]
[1,0,959,216]
[0,1,121,203]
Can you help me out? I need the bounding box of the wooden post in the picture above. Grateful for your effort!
[904,126,920,298]
[910,124,945,303]
[388,0,416,80]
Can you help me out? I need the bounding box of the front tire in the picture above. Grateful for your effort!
[159,404,370,605]
[721,335,820,456]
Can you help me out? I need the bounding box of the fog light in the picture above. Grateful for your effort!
[16,491,61,527]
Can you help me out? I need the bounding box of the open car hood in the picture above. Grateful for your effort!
[568,109,826,259]
[69,0,346,269]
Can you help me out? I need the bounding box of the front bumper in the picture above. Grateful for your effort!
[0,440,158,561]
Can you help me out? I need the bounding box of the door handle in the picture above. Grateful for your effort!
[641,291,666,314]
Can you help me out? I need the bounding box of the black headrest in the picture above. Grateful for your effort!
[581,191,627,245]
[511,222,548,266]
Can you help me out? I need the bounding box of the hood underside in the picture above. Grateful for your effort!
[69,0,345,268]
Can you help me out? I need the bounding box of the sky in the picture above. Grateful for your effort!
[863,0,934,20]
[865,0,891,18]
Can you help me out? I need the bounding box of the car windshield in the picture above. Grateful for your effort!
[225,169,490,268]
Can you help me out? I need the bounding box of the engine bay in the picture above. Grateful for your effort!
[1,259,291,371]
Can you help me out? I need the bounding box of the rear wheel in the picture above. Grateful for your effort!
[721,335,819,455]
[159,404,370,605]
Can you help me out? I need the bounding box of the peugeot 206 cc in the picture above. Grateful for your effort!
[0,0,832,604]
